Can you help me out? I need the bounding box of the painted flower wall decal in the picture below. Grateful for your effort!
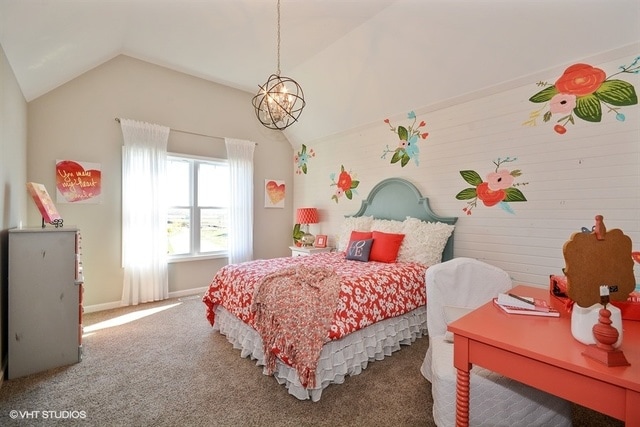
[329,165,359,203]
[294,144,315,175]
[524,57,639,134]
[456,157,528,215]
[381,111,429,167]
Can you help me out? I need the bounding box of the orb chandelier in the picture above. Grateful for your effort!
[252,0,306,130]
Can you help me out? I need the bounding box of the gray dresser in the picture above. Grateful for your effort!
[8,227,84,379]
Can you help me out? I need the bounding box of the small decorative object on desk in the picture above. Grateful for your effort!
[498,293,552,312]
[582,285,630,367]
[315,234,327,248]
[562,214,633,366]
[494,293,560,317]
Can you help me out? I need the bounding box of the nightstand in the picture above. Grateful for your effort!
[289,246,333,257]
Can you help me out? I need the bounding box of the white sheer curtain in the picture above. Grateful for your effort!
[120,119,170,306]
[225,138,255,264]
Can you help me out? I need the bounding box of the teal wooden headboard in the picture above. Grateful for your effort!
[348,177,458,261]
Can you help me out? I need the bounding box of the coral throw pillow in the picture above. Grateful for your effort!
[369,231,405,263]
[349,230,373,242]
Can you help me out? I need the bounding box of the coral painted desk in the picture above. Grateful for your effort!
[448,285,640,426]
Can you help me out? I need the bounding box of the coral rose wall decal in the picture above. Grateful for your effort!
[524,56,639,134]
[329,165,359,203]
[456,157,528,215]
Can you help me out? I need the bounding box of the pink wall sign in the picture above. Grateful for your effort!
[56,160,102,203]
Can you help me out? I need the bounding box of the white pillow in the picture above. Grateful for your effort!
[443,305,474,343]
[337,216,373,251]
[397,217,454,266]
[370,218,405,234]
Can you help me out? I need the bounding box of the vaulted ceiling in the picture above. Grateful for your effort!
[1,0,638,146]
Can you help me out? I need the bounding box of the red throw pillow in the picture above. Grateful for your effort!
[349,230,373,241]
[369,231,405,263]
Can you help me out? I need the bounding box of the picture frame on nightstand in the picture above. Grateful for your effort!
[315,235,327,248]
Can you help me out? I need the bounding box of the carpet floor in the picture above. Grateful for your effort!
[0,295,624,426]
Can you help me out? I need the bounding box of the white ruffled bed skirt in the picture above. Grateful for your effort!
[213,305,427,401]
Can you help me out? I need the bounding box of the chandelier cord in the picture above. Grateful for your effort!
[252,0,305,130]
[276,0,281,76]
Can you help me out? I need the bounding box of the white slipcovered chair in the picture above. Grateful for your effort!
[421,257,572,427]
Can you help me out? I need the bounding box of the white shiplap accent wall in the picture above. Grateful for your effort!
[293,45,640,288]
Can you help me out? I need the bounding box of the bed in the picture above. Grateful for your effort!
[203,177,457,401]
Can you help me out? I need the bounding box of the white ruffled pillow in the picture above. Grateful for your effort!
[397,217,455,266]
[370,218,404,234]
[337,216,373,251]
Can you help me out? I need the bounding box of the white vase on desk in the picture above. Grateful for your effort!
[571,303,623,348]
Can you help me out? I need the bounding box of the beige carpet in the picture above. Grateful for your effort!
[0,295,623,426]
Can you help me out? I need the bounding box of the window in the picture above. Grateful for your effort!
[167,154,229,260]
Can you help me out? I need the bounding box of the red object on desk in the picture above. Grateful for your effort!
[550,274,640,321]
[448,285,640,426]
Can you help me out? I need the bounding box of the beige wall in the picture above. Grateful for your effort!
[0,43,28,381]
[0,45,28,229]
[27,55,294,310]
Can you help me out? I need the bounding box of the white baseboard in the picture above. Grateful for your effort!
[83,301,122,314]
[170,287,208,300]
[83,286,208,313]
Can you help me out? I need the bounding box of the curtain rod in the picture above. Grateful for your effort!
[115,117,238,141]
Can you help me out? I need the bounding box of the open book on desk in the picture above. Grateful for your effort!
[494,293,560,317]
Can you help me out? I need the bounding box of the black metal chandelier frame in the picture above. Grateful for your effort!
[252,0,306,130]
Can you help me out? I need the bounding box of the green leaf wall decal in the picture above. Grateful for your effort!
[391,150,403,164]
[456,188,477,200]
[504,187,527,202]
[595,80,638,106]
[459,170,483,186]
[529,86,558,103]
[574,95,602,122]
[397,126,408,141]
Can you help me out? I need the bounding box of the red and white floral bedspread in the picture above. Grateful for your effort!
[202,251,427,341]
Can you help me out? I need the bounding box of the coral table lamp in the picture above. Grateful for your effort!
[296,207,319,247]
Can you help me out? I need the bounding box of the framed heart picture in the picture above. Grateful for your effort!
[264,179,285,208]
[56,159,102,204]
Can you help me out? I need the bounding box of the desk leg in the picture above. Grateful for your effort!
[453,334,471,427]
[456,368,470,427]
[628,389,640,426]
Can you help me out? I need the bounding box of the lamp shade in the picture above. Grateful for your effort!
[296,207,318,224]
